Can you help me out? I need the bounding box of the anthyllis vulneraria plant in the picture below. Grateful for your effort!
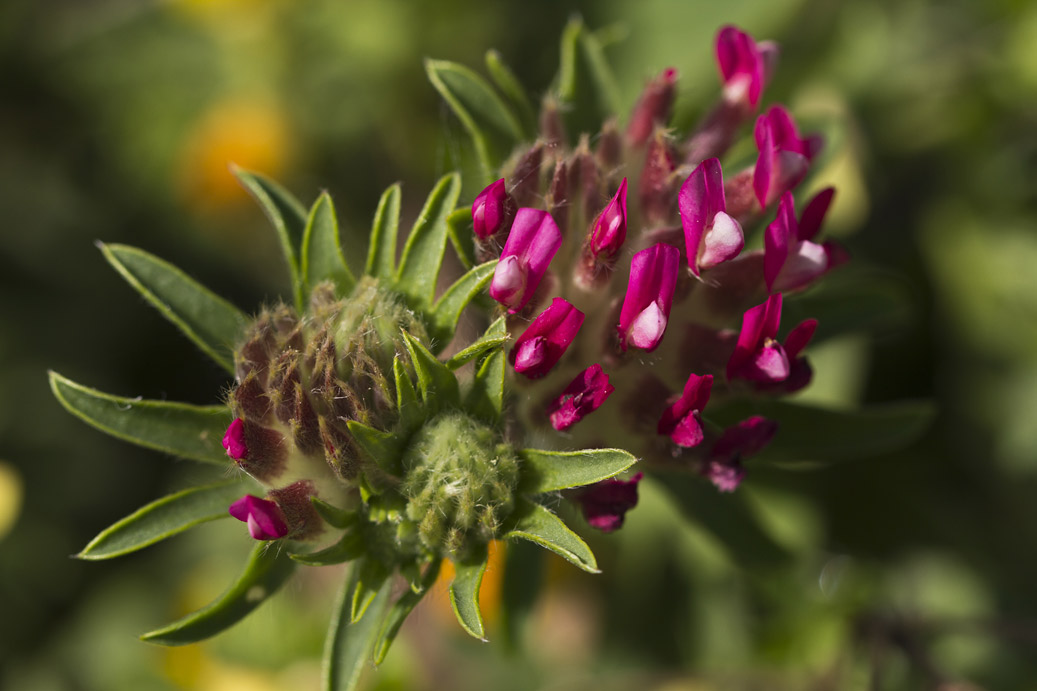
[51,19,932,690]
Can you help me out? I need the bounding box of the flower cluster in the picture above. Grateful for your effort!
[471,24,842,510]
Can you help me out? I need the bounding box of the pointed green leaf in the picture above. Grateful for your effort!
[446,207,476,271]
[518,448,637,495]
[425,60,523,182]
[784,269,912,345]
[446,317,508,370]
[430,260,497,348]
[78,481,249,560]
[556,17,620,143]
[49,372,232,464]
[365,183,401,280]
[655,471,792,571]
[351,558,390,623]
[312,497,358,530]
[449,546,490,641]
[323,562,392,691]
[141,542,295,645]
[372,560,442,665]
[99,243,248,374]
[346,420,404,476]
[291,530,364,566]
[503,498,599,573]
[485,49,536,138]
[233,167,308,311]
[718,400,935,468]
[402,332,460,412]
[392,355,422,433]
[463,349,504,424]
[302,192,355,297]
[395,173,461,308]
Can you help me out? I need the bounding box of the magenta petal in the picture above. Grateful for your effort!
[658,372,713,446]
[712,415,779,461]
[222,418,248,460]
[472,178,509,239]
[229,495,288,540]
[773,239,828,292]
[728,294,784,381]
[747,342,790,382]
[578,473,643,533]
[703,459,746,492]
[511,297,585,378]
[619,243,680,352]
[798,187,835,241]
[679,158,727,276]
[490,208,562,312]
[715,26,767,108]
[590,178,628,258]
[698,211,744,269]
[764,193,796,291]
[783,318,818,360]
[547,364,615,431]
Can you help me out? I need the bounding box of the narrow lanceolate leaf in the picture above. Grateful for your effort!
[99,243,248,374]
[312,497,358,530]
[426,60,524,182]
[556,18,621,143]
[302,192,355,298]
[446,317,508,370]
[392,356,422,433]
[518,448,637,495]
[402,332,460,412]
[449,546,490,641]
[323,561,392,691]
[351,558,390,624]
[655,471,792,571]
[141,542,296,645]
[49,372,232,465]
[429,260,497,348]
[395,173,461,308]
[503,498,599,573]
[233,167,308,311]
[372,560,442,665]
[78,481,249,560]
[464,349,504,425]
[739,400,936,468]
[485,49,536,138]
[291,531,364,566]
[446,207,476,271]
[347,421,404,476]
[365,183,401,281]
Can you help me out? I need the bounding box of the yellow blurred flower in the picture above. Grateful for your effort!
[0,461,23,541]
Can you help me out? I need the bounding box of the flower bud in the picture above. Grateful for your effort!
[472,178,516,241]
[626,67,677,147]
[547,364,614,431]
[511,298,585,378]
[618,243,680,352]
[228,494,288,540]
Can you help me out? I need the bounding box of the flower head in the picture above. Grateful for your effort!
[547,364,615,431]
[228,494,288,540]
[576,473,644,532]
[511,297,585,378]
[618,243,680,352]
[679,158,744,276]
[490,208,563,313]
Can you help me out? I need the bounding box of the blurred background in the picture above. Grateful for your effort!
[2,0,1036,688]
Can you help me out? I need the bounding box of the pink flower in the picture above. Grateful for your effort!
[626,68,678,146]
[222,418,248,460]
[472,178,515,240]
[228,494,289,540]
[727,293,790,383]
[715,26,778,110]
[657,373,713,448]
[547,364,615,431]
[753,106,823,208]
[489,208,563,313]
[770,318,818,394]
[511,297,585,378]
[589,178,628,260]
[618,243,680,352]
[703,416,778,492]
[679,158,744,276]
[764,189,842,293]
[576,473,644,532]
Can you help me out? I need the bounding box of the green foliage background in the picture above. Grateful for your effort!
[1,0,1036,688]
